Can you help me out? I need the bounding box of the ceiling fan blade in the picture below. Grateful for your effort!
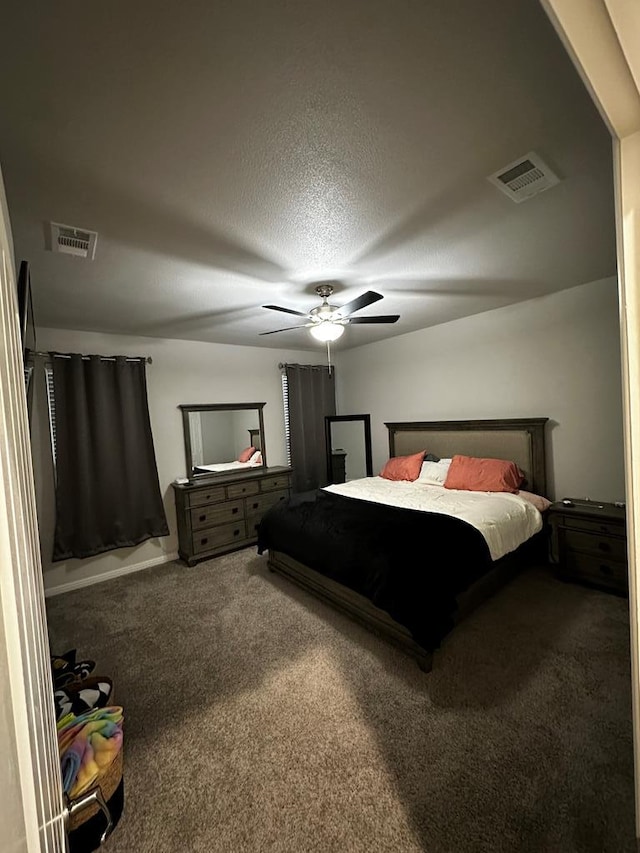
[259,325,309,335]
[336,290,383,317]
[346,315,400,324]
[262,304,309,318]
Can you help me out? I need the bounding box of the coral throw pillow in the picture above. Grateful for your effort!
[379,451,425,482]
[444,454,524,493]
[238,446,256,463]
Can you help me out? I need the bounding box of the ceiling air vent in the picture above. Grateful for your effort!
[48,222,98,259]
[487,151,560,203]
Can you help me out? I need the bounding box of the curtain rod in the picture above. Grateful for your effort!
[30,351,152,364]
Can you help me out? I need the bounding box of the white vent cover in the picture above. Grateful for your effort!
[487,152,560,203]
[48,222,98,259]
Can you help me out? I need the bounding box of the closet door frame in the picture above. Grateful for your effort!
[541,0,640,841]
[0,165,65,851]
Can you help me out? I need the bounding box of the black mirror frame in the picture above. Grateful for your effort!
[324,414,373,484]
[179,402,267,479]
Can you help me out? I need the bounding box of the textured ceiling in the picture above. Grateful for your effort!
[0,0,615,351]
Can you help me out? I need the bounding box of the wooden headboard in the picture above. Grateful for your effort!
[249,428,261,451]
[385,418,548,496]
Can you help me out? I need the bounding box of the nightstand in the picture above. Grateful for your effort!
[548,500,628,595]
[329,450,347,484]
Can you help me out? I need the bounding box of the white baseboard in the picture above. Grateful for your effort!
[44,552,179,597]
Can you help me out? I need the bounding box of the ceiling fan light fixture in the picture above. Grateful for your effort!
[309,322,345,342]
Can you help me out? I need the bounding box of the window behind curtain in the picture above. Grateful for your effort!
[281,371,292,467]
[50,353,169,561]
[45,364,57,468]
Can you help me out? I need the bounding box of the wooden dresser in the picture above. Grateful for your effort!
[548,499,628,595]
[172,466,292,566]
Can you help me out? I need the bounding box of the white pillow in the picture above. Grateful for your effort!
[516,490,551,512]
[417,458,452,485]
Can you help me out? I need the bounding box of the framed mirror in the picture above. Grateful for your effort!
[180,402,267,478]
[325,414,373,484]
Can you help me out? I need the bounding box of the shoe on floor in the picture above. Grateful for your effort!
[51,650,96,690]
[54,676,113,721]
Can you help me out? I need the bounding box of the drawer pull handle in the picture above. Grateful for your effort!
[201,538,208,546]
[232,507,239,514]
[598,542,611,553]
[233,529,240,536]
[279,495,285,501]
[599,564,613,576]
[252,502,259,510]
[199,514,206,522]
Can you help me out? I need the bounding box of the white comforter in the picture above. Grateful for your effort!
[195,460,261,473]
[322,477,542,561]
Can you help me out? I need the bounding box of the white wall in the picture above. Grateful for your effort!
[200,410,234,463]
[32,329,312,594]
[334,276,625,502]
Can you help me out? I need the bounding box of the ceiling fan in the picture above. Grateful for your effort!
[260,284,400,342]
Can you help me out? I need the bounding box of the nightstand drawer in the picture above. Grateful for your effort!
[562,529,627,561]
[190,500,244,531]
[564,551,628,592]
[193,521,246,554]
[563,516,625,538]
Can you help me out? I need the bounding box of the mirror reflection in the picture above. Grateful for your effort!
[325,415,373,484]
[180,403,266,477]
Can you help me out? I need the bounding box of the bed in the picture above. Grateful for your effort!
[257,417,549,671]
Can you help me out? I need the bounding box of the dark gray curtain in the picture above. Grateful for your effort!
[51,353,169,561]
[285,364,336,492]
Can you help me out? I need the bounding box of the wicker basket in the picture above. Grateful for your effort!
[68,747,124,831]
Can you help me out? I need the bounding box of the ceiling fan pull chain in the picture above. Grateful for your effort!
[327,340,332,374]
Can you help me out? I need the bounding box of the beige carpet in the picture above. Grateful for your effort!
[46,550,635,852]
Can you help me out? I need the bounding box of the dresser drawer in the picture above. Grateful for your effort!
[563,516,625,538]
[564,551,628,592]
[246,513,264,539]
[192,521,246,554]
[226,481,260,499]
[562,528,627,561]
[260,474,291,492]
[187,486,226,508]
[190,500,244,531]
[246,491,290,539]
[245,489,289,516]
